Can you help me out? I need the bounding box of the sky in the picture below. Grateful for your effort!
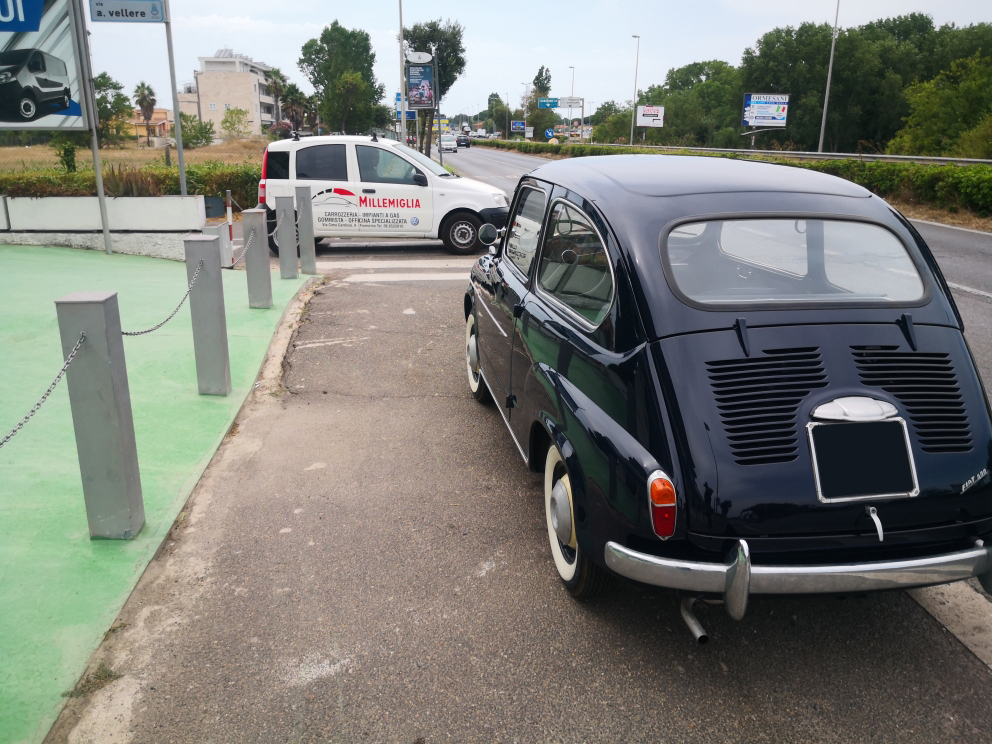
[88,0,989,120]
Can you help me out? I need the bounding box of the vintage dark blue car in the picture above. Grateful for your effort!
[465,155,992,642]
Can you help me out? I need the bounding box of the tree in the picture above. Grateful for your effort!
[94,73,133,147]
[220,108,250,139]
[402,19,466,153]
[176,111,215,148]
[300,21,384,134]
[281,82,307,130]
[267,68,288,124]
[133,81,156,146]
[533,66,551,96]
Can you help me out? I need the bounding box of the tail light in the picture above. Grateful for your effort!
[648,471,676,538]
[258,148,268,204]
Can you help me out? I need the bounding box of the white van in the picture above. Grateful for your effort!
[258,134,509,255]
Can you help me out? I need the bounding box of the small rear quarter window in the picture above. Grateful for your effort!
[266,151,289,180]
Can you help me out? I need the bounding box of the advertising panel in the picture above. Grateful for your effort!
[742,93,789,128]
[406,63,434,109]
[636,105,664,127]
[0,0,88,129]
[510,120,525,133]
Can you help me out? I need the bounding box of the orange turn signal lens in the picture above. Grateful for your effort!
[650,477,676,506]
[648,472,677,538]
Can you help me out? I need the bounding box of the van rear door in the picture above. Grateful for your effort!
[292,142,361,236]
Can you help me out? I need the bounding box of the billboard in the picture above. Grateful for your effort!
[406,64,434,109]
[510,120,525,133]
[0,0,88,129]
[742,93,789,128]
[636,105,664,127]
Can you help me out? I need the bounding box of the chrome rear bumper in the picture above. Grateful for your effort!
[604,539,992,621]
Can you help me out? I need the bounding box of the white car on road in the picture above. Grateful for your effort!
[259,135,509,255]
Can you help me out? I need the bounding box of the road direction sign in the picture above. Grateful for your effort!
[545,128,554,138]
[538,98,558,109]
[558,96,582,107]
[90,0,163,22]
[394,110,417,120]
[406,51,432,63]
[510,120,525,132]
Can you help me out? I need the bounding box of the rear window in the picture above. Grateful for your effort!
[665,219,925,306]
[265,150,289,180]
[295,144,346,181]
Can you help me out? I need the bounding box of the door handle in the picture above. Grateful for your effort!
[362,189,376,194]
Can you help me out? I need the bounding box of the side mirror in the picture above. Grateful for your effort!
[413,172,428,187]
[479,223,499,245]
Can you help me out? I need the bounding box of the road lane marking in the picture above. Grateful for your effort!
[294,336,370,349]
[911,219,992,237]
[343,273,470,282]
[947,281,992,300]
[317,259,476,270]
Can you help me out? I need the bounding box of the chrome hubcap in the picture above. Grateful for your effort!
[467,333,479,374]
[550,480,572,545]
[452,222,475,246]
[20,99,35,117]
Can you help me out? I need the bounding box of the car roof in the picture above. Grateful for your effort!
[266,135,403,151]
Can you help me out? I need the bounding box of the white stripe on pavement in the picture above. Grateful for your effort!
[910,219,992,237]
[318,259,476,270]
[947,282,992,300]
[343,273,471,282]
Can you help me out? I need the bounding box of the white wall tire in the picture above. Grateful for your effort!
[465,310,491,403]
[545,444,578,582]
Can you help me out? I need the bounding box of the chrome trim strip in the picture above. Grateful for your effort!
[807,418,920,503]
[477,292,507,337]
[604,541,992,598]
[479,367,528,463]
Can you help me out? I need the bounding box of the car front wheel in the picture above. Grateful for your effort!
[442,213,482,255]
[18,95,36,120]
[465,308,491,403]
[545,443,609,600]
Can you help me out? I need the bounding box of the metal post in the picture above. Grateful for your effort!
[818,0,841,153]
[241,209,272,308]
[630,35,640,147]
[296,185,317,275]
[163,0,187,195]
[184,236,231,395]
[568,65,574,141]
[433,43,442,167]
[399,0,407,145]
[274,195,298,279]
[54,291,144,539]
[225,189,233,241]
[201,224,232,268]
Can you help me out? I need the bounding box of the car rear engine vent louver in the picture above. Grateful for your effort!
[852,346,972,454]
[707,347,828,466]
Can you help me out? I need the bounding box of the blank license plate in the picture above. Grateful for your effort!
[809,420,917,502]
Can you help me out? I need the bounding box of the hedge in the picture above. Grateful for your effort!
[0,161,261,211]
[473,139,992,216]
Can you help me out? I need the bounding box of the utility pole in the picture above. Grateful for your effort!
[630,35,640,147]
[568,65,575,140]
[398,0,408,145]
[521,82,529,138]
[163,0,186,195]
[818,0,840,153]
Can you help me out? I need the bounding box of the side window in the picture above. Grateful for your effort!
[356,146,417,184]
[295,144,346,181]
[504,187,546,277]
[266,151,290,180]
[538,201,614,327]
[28,54,44,73]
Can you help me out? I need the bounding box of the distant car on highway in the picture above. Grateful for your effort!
[439,134,458,153]
[456,134,470,148]
[466,154,992,642]
[258,135,508,255]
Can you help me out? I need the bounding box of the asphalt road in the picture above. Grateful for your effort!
[51,149,992,743]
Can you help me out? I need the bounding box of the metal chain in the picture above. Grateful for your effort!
[122,260,203,336]
[233,228,254,267]
[0,332,85,450]
[268,209,284,248]
[230,196,245,211]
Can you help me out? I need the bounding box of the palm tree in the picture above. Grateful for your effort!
[267,68,288,124]
[281,83,306,131]
[133,81,156,146]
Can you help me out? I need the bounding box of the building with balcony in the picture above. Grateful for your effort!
[179,49,278,136]
[127,108,174,140]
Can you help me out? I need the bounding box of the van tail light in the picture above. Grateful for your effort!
[648,471,677,538]
[258,148,268,204]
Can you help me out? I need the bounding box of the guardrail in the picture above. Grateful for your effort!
[489,140,992,167]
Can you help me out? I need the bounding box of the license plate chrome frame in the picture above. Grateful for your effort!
[806,418,920,504]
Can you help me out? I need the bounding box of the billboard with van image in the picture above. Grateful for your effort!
[0,0,88,128]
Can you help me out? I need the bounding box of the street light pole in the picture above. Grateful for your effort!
[521,82,529,138]
[818,0,840,153]
[398,0,407,144]
[630,35,640,147]
[569,65,575,140]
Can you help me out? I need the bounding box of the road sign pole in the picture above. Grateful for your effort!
[163,0,187,195]
[818,0,841,153]
[398,0,407,143]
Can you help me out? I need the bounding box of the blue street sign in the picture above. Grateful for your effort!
[510,120,525,132]
[538,98,558,109]
[545,128,554,138]
[90,0,164,22]
[395,110,417,120]
[396,92,401,102]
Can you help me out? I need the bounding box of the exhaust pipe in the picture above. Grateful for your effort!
[680,597,709,644]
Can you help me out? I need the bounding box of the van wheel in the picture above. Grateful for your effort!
[266,207,299,257]
[442,213,482,255]
[60,90,70,110]
[18,95,36,120]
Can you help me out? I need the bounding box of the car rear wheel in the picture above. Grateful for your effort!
[465,309,491,403]
[442,213,482,255]
[545,443,610,600]
[18,95,36,120]
[60,90,70,110]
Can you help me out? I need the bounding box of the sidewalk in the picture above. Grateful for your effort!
[0,245,308,744]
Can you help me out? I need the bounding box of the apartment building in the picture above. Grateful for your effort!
[178,48,277,136]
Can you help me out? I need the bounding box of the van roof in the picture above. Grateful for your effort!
[266,135,403,151]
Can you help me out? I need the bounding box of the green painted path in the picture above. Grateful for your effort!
[0,246,307,744]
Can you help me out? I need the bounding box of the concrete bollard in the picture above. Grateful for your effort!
[54,291,144,539]
[202,224,233,268]
[185,235,231,396]
[274,195,298,280]
[241,208,272,309]
[296,185,317,275]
